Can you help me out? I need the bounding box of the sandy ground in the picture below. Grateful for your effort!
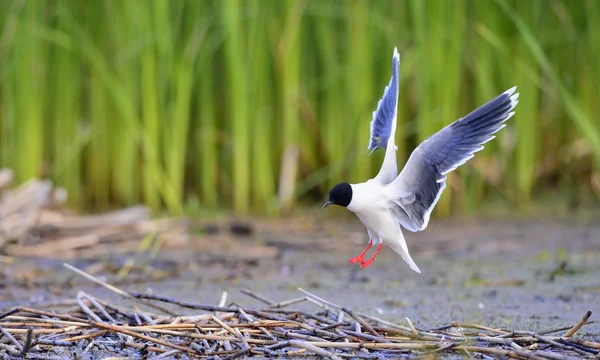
[3,215,599,344]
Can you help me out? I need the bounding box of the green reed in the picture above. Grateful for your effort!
[0,0,598,215]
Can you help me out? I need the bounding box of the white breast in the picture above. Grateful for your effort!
[346,180,421,273]
[347,181,394,239]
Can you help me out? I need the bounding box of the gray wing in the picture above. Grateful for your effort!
[369,47,400,185]
[385,87,519,232]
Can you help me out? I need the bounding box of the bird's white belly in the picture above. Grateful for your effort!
[347,181,399,242]
[354,205,399,244]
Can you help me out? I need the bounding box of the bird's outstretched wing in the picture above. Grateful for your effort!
[369,47,400,185]
[385,87,519,232]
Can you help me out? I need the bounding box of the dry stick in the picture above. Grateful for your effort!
[533,333,594,357]
[19,328,33,357]
[63,330,110,342]
[298,288,342,309]
[44,327,81,338]
[155,349,181,359]
[558,338,599,355]
[212,315,236,335]
[567,339,600,350]
[457,346,550,360]
[235,328,250,349]
[284,348,308,356]
[476,336,528,348]
[0,343,20,356]
[241,288,276,306]
[217,291,228,318]
[405,317,418,336]
[37,329,83,342]
[420,342,460,355]
[1,328,23,351]
[83,340,96,354]
[304,297,333,315]
[238,308,273,339]
[452,321,509,335]
[223,349,248,360]
[63,263,177,316]
[35,339,75,347]
[363,316,417,336]
[76,292,104,322]
[231,327,252,359]
[124,341,169,354]
[83,293,117,323]
[426,323,452,331]
[138,311,157,326]
[131,292,239,313]
[83,340,99,354]
[0,321,59,331]
[340,329,386,343]
[223,338,232,351]
[531,350,578,360]
[268,308,337,325]
[562,310,592,338]
[293,312,314,327]
[494,335,562,343]
[131,312,141,325]
[6,306,195,355]
[211,349,243,357]
[257,307,330,325]
[320,321,348,331]
[0,328,76,334]
[273,329,326,342]
[288,340,343,360]
[190,342,205,353]
[497,331,517,338]
[538,323,595,336]
[92,297,148,323]
[268,297,307,308]
[334,315,353,342]
[265,340,291,351]
[341,307,380,338]
[300,341,435,350]
[298,322,343,340]
[354,318,361,334]
[0,321,57,327]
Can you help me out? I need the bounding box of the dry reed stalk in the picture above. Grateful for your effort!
[0,268,595,359]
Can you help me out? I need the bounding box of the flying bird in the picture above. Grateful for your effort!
[322,48,519,272]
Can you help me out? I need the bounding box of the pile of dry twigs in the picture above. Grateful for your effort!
[0,264,597,359]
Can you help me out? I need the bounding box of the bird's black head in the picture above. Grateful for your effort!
[322,182,352,208]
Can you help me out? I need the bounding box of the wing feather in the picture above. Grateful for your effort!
[369,48,400,184]
[386,87,519,232]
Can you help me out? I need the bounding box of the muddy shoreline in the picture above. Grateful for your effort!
[3,218,599,337]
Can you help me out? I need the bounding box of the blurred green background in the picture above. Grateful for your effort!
[0,0,599,217]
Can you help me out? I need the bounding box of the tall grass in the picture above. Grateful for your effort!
[0,0,598,215]
[411,0,467,217]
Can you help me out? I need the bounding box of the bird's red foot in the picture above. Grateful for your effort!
[360,244,383,269]
[347,255,364,264]
[360,258,375,268]
[348,240,373,264]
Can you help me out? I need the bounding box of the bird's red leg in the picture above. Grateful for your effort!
[360,244,383,268]
[348,240,373,264]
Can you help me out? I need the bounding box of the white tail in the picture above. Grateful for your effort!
[385,232,421,273]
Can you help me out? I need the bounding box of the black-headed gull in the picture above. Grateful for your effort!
[322,48,519,272]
